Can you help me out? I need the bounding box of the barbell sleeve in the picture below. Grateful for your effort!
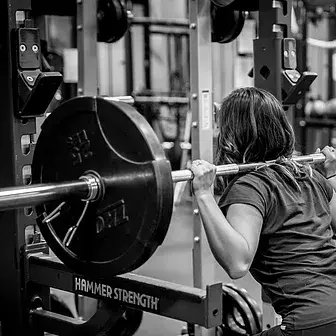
[134,96,189,105]
[0,179,94,212]
[131,17,190,28]
[103,96,135,105]
[171,153,326,183]
[103,95,189,105]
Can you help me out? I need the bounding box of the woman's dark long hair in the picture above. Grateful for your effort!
[215,87,312,192]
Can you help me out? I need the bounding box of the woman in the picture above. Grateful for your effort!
[191,87,336,336]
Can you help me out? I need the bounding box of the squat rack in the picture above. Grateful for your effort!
[0,0,314,335]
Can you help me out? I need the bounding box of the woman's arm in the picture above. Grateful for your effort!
[196,191,262,279]
[191,160,262,279]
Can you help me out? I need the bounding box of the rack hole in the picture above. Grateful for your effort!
[260,65,270,80]
[273,1,287,16]
[21,135,31,155]
[25,225,35,244]
[24,207,33,216]
[22,165,32,185]
[25,225,41,244]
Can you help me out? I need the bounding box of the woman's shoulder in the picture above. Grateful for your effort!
[230,167,293,193]
[311,169,333,201]
[234,169,275,184]
[224,169,274,195]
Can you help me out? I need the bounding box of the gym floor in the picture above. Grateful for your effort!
[133,194,263,336]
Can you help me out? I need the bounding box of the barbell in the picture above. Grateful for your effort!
[0,149,325,210]
[0,96,326,278]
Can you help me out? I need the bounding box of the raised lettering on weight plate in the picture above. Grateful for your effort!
[96,199,129,235]
[67,129,93,166]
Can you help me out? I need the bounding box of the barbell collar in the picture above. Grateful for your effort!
[79,172,103,202]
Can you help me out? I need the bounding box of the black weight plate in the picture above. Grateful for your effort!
[97,0,129,43]
[225,284,263,334]
[211,0,259,11]
[111,0,129,43]
[32,96,173,277]
[221,285,256,335]
[107,308,143,336]
[211,0,235,7]
[211,4,245,44]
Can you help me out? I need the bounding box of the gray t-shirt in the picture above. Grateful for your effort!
[219,168,336,330]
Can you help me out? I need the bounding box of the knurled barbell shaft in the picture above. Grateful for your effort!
[171,153,326,183]
[0,153,326,211]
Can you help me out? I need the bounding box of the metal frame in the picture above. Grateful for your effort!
[125,3,190,98]
[189,1,214,335]
[143,0,151,90]
[76,0,98,96]
[124,1,134,95]
[28,254,223,330]
[253,0,293,99]
[293,0,309,152]
[295,1,336,153]
[0,1,48,335]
